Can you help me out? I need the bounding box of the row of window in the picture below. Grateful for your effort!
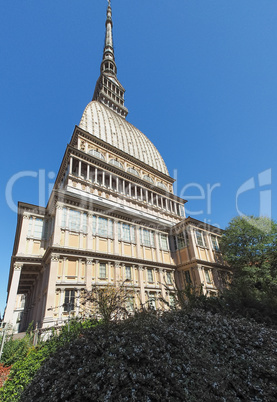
[173,230,220,252]
[63,288,175,313]
[61,210,169,250]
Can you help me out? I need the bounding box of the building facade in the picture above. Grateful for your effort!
[4,2,230,332]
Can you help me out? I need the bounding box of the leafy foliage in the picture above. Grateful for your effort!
[20,309,277,401]
[219,216,277,324]
[0,319,99,402]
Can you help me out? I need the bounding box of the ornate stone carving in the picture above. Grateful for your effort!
[51,254,60,262]
[14,263,23,271]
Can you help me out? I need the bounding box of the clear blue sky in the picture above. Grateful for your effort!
[1,0,277,315]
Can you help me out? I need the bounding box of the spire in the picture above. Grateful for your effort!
[93,0,128,118]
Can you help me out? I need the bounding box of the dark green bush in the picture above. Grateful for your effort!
[20,310,277,401]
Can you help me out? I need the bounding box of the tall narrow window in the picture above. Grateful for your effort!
[82,213,88,233]
[64,290,75,312]
[34,218,43,239]
[166,272,172,284]
[69,210,81,232]
[195,230,206,247]
[147,269,154,283]
[184,271,192,285]
[211,235,219,251]
[140,229,155,247]
[148,293,156,309]
[204,269,212,284]
[98,217,108,237]
[125,266,131,280]
[159,234,169,251]
[99,263,107,279]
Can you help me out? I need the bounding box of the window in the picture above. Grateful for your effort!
[195,230,206,247]
[169,294,175,307]
[174,233,186,250]
[211,235,220,251]
[148,293,156,309]
[166,272,172,284]
[126,296,135,312]
[184,271,192,285]
[143,175,154,184]
[69,210,81,232]
[28,217,44,239]
[92,216,113,238]
[157,182,167,190]
[159,234,169,251]
[82,213,88,233]
[109,159,123,169]
[204,269,212,284]
[64,290,75,312]
[88,149,105,160]
[99,263,107,279]
[140,229,155,247]
[127,167,139,176]
[118,223,136,243]
[147,269,154,283]
[125,266,131,280]
[98,217,108,237]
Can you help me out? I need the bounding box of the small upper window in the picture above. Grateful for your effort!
[109,159,123,169]
[89,149,105,160]
[143,175,154,184]
[211,235,220,251]
[127,167,139,176]
[195,230,206,247]
[157,182,168,190]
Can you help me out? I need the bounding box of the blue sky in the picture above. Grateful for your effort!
[1,0,277,315]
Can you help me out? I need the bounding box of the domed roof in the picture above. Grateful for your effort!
[79,101,169,175]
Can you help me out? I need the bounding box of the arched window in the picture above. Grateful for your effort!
[127,167,139,176]
[157,182,168,190]
[143,175,154,184]
[88,149,105,160]
[109,159,123,169]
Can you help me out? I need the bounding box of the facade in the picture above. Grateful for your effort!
[4,2,230,332]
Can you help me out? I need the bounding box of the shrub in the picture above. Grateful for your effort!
[20,310,277,401]
[0,318,99,401]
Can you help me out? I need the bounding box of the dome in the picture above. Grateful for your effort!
[79,101,169,176]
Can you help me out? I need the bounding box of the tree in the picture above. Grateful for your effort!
[220,216,277,303]
[79,282,135,323]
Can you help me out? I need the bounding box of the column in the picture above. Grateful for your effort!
[135,185,137,198]
[86,258,93,290]
[94,167,98,184]
[159,269,166,301]
[114,219,119,254]
[109,174,112,189]
[69,157,73,174]
[3,263,23,325]
[122,180,125,194]
[151,192,154,205]
[138,266,145,305]
[87,214,93,250]
[87,164,90,181]
[18,215,30,254]
[52,203,63,246]
[78,160,82,177]
[165,198,169,211]
[129,182,131,197]
[102,171,105,186]
[116,177,119,192]
[43,255,59,326]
